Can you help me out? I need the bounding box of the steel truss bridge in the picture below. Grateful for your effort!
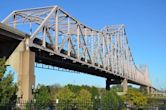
[0,6,154,101]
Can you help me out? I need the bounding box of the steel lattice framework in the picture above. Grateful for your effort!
[2,6,151,87]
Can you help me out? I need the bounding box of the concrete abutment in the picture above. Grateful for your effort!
[6,40,35,102]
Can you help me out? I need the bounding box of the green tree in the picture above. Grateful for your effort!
[54,87,76,109]
[90,86,99,100]
[101,90,124,110]
[76,89,92,110]
[55,87,75,103]
[34,85,51,109]
[65,84,81,95]
[49,84,61,99]
[0,58,17,105]
[123,88,148,108]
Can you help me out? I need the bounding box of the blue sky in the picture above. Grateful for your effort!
[1,0,166,89]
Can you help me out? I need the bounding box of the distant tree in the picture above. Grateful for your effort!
[123,88,148,108]
[54,85,94,109]
[101,90,124,110]
[65,84,81,95]
[54,87,76,109]
[90,86,99,100]
[34,85,51,109]
[76,89,92,110]
[0,58,17,106]
[49,84,61,99]
[55,87,75,103]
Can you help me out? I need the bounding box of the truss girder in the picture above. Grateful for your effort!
[2,6,151,87]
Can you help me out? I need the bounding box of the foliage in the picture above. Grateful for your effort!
[54,87,75,110]
[90,86,99,100]
[66,84,99,100]
[49,84,61,99]
[34,85,51,109]
[123,88,148,108]
[65,84,81,95]
[101,90,125,110]
[0,58,17,105]
[76,89,93,110]
[53,84,126,109]
[54,86,93,110]
[55,87,75,103]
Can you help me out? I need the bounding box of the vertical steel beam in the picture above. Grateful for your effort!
[42,27,46,47]
[91,30,94,64]
[84,28,87,63]
[77,25,80,60]
[97,32,100,67]
[114,34,117,74]
[110,34,113,72]
[111,35,114,72]
[67,17,71,56]
[102,33,105,69]
[119,31,123,75]
[107,34,110,70]
[122,29,125,76]
[13,14,16,29]
[55,10,59,51]
[30,22,32,35]
[117,32,120,74]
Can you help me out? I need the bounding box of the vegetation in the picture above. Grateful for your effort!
[33,85,51,109]
[55,87,75,103]
[32,84,125,109]
[101,89,124,110]
[0,58,17,105]
[54,86,93,110]
[122,88,148,108]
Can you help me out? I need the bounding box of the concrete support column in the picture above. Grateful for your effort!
[140,86,151,95]
[150,87,155,94]
[6,40,35,102]
[106,79,111,90]
[146,86,150,94]
[121,78,128,92]
[19,50,35,101]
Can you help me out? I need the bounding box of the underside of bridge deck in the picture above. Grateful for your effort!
[0,23,27,59]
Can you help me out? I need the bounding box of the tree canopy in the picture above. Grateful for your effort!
[0,58,17,105]
[123,88,148,108]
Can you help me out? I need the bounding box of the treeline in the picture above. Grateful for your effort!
[34,84,125,109]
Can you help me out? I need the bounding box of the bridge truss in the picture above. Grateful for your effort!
[2,6,151,87]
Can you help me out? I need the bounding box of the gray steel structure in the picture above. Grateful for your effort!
[1,6,153,101]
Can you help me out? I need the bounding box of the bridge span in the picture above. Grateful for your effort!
[0,6,155,101]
